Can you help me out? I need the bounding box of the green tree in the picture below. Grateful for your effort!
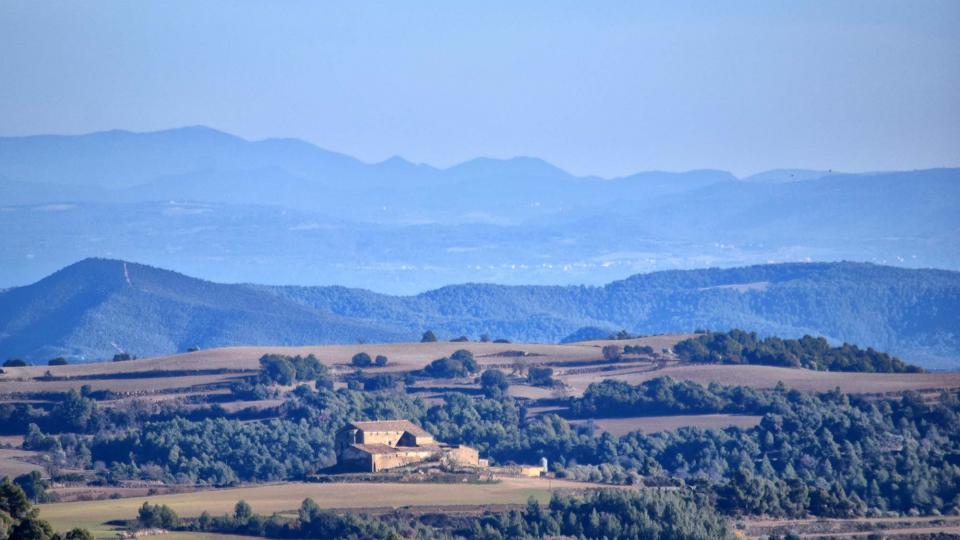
[602,345,622,361]
[234,500,252,522]
[0,479,32,520]
[421,330,438,343]
[10,515,54,540]
[451,349,478,372]
[259,355,296,385]
[63,528,95,540]
[13,472,47,503]
[351,352,372,367]
[53,389,95,431]
[527,367,554,387]
[480,369,509,398]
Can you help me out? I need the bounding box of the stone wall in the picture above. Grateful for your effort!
[370,449,438,471]
[443,445,480,466]
[361,430,406,447]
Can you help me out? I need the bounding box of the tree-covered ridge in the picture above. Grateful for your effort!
[3,258,959,368]
[673,329,923,372]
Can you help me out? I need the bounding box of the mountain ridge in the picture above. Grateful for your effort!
[2,258,957,368]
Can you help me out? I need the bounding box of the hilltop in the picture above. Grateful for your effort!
[1,258,958,367]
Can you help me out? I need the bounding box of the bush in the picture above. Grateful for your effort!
[3,358,27,367]
[351,352,373,367]
[47,357,68,366]
[138,501,178,529]
[363,374,397,391]
[624,345,654,355]
[421,330,438,343]
[450,349,478,372]
[259,355,296,385]
[260,354,329,385]
[112,353,135,362]
[374,355,388,367]
[527,367,554,387]
[64,528,95,540]
[13,471,49,502]
[602,345,622,361]
[480,369,509,398]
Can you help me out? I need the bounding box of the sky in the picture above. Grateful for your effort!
[0,1,958,177]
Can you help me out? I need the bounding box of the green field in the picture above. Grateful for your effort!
[39,478,593,538]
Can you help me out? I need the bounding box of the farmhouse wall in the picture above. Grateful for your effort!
[443,445,480,466]
[339,446,374,471]
[362,430,407,447]
[371,449,437,471]
[399,431,435,447]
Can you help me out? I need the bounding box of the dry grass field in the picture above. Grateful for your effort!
[2,334,957,411]
[743,514,960,538]
[569,414,763,435]
[0,447,42,478]
[38,478,597,538]
[562,363,960,395]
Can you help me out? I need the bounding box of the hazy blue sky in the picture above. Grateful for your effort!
[1,1,957,177]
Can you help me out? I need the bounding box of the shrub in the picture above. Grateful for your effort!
[138,501,178,529]
[374,355,388,367]
[351,352,373,367]
[480,369,509,398]
[528,367,555,387]
[602,345,622,360]
[421,330,438,343]
[363,374,397,391]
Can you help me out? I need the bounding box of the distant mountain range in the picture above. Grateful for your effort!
[2,259,957,369]
[1,127,958,293]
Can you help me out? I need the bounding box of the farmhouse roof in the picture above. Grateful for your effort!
[350,443,442,456]
[348,420,432,438]
[350,443,400,455]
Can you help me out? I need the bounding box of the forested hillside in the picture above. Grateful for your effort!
[1,259,958,367]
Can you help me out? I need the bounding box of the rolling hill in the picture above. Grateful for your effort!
[1,258,957,368]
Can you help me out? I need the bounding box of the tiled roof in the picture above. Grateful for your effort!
[350,443,441,455]
[348,419,432,438]
[349,443,399,455]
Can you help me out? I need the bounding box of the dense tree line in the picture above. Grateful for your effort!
[570,377,777,418]
[421,349,479,378]
[674,329,923,372]
[185,498,408,539]
[259,354,331,385]
[175,490,730,540]
[466,489,731,540]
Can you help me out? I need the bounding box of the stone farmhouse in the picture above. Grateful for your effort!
[335,420,481,472]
